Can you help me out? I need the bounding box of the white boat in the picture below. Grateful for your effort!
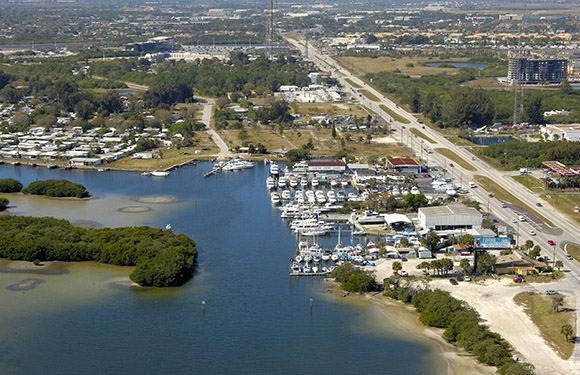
[311,178,319,187]
[336,191,346,201]
[281,190,292,200]
[331,253,340,262]
[330,179,338,188]
[278,176,288,188]
[271,192,281,204]
[322,252,331,262]
[300,178,308,188]
[242,160,255,168]
[410,186,421,195]
[327,190,337,203]
[357,211,386,225]
[270,163,279,176]
[312,265,319,273]
[291,263,301,273]
[341,180,349,187]
[266,176,276,189]
[151,170,170,177]
[289,177,298,188]
[295,191,305,204]
[315,190,326,203]
[165,224,172,230]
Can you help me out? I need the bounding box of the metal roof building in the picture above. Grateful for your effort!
[418,204,482,231]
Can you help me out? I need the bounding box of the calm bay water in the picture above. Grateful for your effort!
[0,163,442,375]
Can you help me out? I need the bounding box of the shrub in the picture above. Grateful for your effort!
[23,179,89,198]
[0,178,22,193]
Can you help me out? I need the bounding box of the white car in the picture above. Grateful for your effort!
[400,270,408,277]
[511,218,517,223]
[529,230,536,236]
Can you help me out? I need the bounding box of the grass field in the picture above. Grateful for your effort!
[566,243,580,263]
[541,193,580,226]
[446,136,474,146]
[217,125,413,162]
[379,105,410,124]
[108,145,215,171]
[359,89,380,102]
[474,175,554,226]
[512,175,545,192]
[345,78,362,88]
[435,148,476,171]
[336,56,466,76]
[410,128,436,144]
[514,292,576,360]
[293,102,368,117]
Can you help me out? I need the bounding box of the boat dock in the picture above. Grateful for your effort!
[204,164,223,177]
[289,270,330,276]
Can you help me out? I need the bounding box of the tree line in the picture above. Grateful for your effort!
[479,141,580,169]
[0,216,197,287]
[0,178,89,198]
[382,277,535,375]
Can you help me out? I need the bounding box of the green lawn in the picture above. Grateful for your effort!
[514,292,576,360]
[566,243,580,263]
[410,128,437,144]
[474,175,554,226]
[379,105,410,124]
[435,148,476,171]
[446,136,475,146]
[512,175,545,192]
[541,193,580,226]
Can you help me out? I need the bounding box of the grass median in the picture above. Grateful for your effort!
[410,128,437,144]
[514,292,576,360]
[435,148,476,171]
[359,89,380,102]
[565,243,580,263]
[512,174,545,192]
[379,104,410,124]
[345,78,362,88]
[474,175,554,226]
[542,193,580,226]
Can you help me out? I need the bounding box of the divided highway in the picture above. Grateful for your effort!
[285,35,580,278]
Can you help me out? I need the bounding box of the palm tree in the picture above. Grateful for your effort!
[561,324,574,342]
[460,258,471,274]
[555,260,563,272]
[552,295,564,313]
[392,261,402,274]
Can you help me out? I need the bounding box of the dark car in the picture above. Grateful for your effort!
[401,257,408,262]
[536,202,542,207]
[457,276,463,282]
[449,279,458,285]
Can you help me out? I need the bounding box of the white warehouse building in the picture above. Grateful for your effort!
[540,124,580,142]
[418,204,482,231]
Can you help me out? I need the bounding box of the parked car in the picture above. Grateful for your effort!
[401,258,408,262]
[566,255,573,260]
[547,240,555,246]
[449,279,458,285]
[529,230,536,236]
[513,276,525,283]
[511,218,517,223]
[393,271,399,276]
[457,276,463,282]
[536,202,542,207]
[400,270,408,276]
[546,290,558,295]
[449,163,454,167]
[501,202,507,208]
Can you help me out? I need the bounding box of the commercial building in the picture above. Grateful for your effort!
[387,158,421,173]
[307,161,346,173]
[418,204,482,231]
[508,53,567,85]
[540,124,580,142]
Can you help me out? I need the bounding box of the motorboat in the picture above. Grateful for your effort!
[311,178,319,187]
[281,190,292,200]
[271,192,281,204]
[336,191,346,201]
[357,211,386,225]
[300,178,308,188]
[330,179,338,188]
[151,170,170,177]
[315,190,326,203]
[289,177,298,188]
[278,176,288,188]
[312,265,319,273]
[266,176,276,189]
[410,186,421,195]
[326,190,337,203]
[270,163,279,176]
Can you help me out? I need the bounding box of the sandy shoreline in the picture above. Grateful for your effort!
[324,280,495,375]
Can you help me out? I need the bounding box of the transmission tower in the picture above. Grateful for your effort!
[304,32,309,60]
[266,0,274,55]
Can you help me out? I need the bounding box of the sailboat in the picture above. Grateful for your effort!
[165,224,172,230]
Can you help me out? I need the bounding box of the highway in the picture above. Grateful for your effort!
[284,35,580,278]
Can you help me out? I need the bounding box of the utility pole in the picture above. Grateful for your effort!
[266,0,274,56]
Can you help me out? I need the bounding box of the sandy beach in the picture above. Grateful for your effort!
[369,258,580,375]
[119,206,151,213]
[324,280,496,375]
